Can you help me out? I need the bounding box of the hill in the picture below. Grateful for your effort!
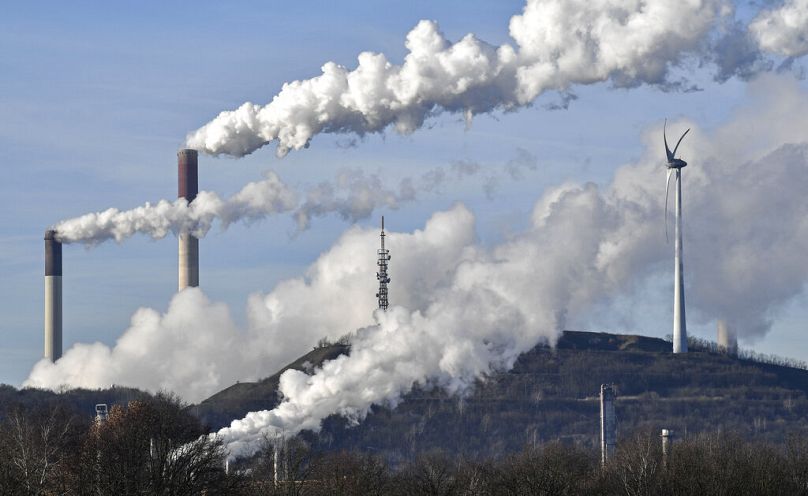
[193,330,808,460]
[0,383,149,421]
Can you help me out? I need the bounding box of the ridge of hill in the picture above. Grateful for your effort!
[193,331,808,459]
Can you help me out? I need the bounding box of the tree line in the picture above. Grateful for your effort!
[3,394,808,495]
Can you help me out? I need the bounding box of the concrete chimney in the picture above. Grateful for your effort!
[717,319,738,356]
[44,229,62,362]
[600,384,616,466]
[177,149,199,291]
[661,429,674,467]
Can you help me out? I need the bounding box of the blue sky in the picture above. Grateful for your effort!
[2,1,807,387]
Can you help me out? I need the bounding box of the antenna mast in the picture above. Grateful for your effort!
[376,216,391,311]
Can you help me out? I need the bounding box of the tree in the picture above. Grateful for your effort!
[80,392,241,495]
[0,407,76,496]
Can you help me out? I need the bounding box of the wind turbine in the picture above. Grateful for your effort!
[664,120,690,354]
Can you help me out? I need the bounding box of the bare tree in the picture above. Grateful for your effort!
[605,432,662,496]
[1,407,74,496]
[82,393,241,495]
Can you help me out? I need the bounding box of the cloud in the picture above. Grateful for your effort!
[751,0,808,57]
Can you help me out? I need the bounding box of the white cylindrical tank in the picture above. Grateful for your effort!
[717,319,738,356]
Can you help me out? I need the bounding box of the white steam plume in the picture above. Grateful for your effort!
[26,208,477,402]
[213,75,808,457]
[187,0,742,158]
[55,151,536,244]
[184,0,808,158]
[293,149,536,229]
[27,76,808,455]
[54,171,297,245]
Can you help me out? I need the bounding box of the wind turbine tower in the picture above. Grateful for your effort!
[376,216,391,311]
[664,120,691,354]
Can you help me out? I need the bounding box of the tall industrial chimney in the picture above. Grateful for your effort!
[44,229,62,362]
[177,149,199,291]
[600,384,616,466]
[717,319,738,356]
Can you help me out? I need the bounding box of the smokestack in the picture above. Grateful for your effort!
[717,319,738,356]
[661,429,674,467]
[600,384,616,466]
[178,149,199,291]
[44,229,62,362]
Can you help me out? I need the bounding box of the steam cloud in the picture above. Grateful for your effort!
[54,172,298,245]
[185,0,807,158]
[28,76,808,457]
[211,75,808,457]
[26,0,808,460]
[54,152,536,245]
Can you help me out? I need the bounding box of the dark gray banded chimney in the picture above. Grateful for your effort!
[44,229,62,361]
[178,149,199,290]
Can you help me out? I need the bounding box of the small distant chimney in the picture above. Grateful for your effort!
[178,149,199,291]
[717,319,738,356]
[661,429,674,467]
[44,229,63,362]
[600,384,616,466]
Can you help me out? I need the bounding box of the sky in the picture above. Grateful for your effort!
[2,0,808,403]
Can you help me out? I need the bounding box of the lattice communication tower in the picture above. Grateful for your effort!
[376,216,391,310]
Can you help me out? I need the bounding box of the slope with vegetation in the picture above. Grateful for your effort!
[195,330,808,462]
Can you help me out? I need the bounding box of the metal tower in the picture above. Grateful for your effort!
[600,384,616,466]
[376,216,391,311]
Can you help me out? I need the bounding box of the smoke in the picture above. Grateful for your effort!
[27,75,808,458]
[186,0,741,158]
[750,0,808,58]
[55,151,536,244]
[185,0,808,159]
[212,74,808,457]
[293,149,536,229]
[26,207,478,402]
[54,171,298,245]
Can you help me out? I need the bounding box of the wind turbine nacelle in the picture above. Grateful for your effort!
[667,158,687,169]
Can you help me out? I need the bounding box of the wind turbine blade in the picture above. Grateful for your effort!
[665,169,673,242]
[672,128,691,158]
[664,119,673,162]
